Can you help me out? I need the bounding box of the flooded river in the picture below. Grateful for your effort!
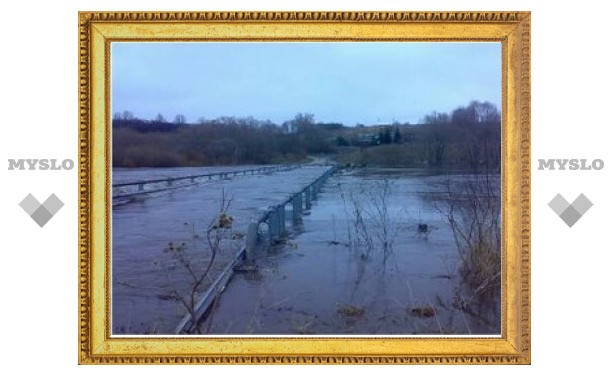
[204,168,501,335]
[111,164,333,334]
[112,166,501,336]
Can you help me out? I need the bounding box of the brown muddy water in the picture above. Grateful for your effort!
[203,168,501,335]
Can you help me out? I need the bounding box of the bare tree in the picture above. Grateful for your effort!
[121,110,134,120]
[160,189,234,333]
[435,171,501,301]
[340,180,403,266]
[423,111,450,125]
[470,101,500,124]
[452,101,500,127]
[292,112,315,133]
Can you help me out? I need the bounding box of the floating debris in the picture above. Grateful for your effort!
[212,213,233,229]
[156,294,178,301]
[328,240,350,247]
[431,274,453,280]
[410,305,436,318]
[418,223,428,233]
[233,264,258,273]
[231,231,245,240]
[337,305,365,317]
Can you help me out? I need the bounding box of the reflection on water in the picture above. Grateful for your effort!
[205,168,501,335]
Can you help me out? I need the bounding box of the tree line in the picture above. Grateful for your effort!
[112,100,501,170]
[112,112,335,167]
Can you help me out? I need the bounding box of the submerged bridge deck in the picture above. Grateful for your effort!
[112,164,337,334]
[112,164,302,204]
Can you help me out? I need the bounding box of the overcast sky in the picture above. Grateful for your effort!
[111,42,501,125]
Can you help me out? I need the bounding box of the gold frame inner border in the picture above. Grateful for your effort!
[78,11,530,364]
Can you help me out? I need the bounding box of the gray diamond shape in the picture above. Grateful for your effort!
[19,193,64,227]
[571,193,593,215]
[548,194,570,216]
[559,205,582,228]
[30,205,53,227]
[19,193,41,216]
[549,193,594,227]
[42,193,64,215]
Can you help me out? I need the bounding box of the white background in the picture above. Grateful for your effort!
[0,0,610,375]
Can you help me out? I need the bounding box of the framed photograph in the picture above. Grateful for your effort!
[79,11,530,364]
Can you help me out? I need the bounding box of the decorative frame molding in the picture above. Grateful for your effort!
[78,11,530,364]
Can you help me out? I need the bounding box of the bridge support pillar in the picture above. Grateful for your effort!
[312,180,319,200]
[268,210,281,244]
[292,195,302,225]
[278,205,286,235]
[305,187,312,210]
[245,223,259,264]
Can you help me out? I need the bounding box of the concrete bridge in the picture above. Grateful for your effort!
[111,163,337,334]
[112,164,303,205]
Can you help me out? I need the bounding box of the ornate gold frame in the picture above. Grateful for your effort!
[78,11,530,364]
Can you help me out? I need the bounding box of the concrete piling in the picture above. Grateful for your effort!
[278,205,286,235]
[311,180,319,200]
[245,223,259,264]
[268,210,279,242]
[305,187,312,210]
[292,194,302,224]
